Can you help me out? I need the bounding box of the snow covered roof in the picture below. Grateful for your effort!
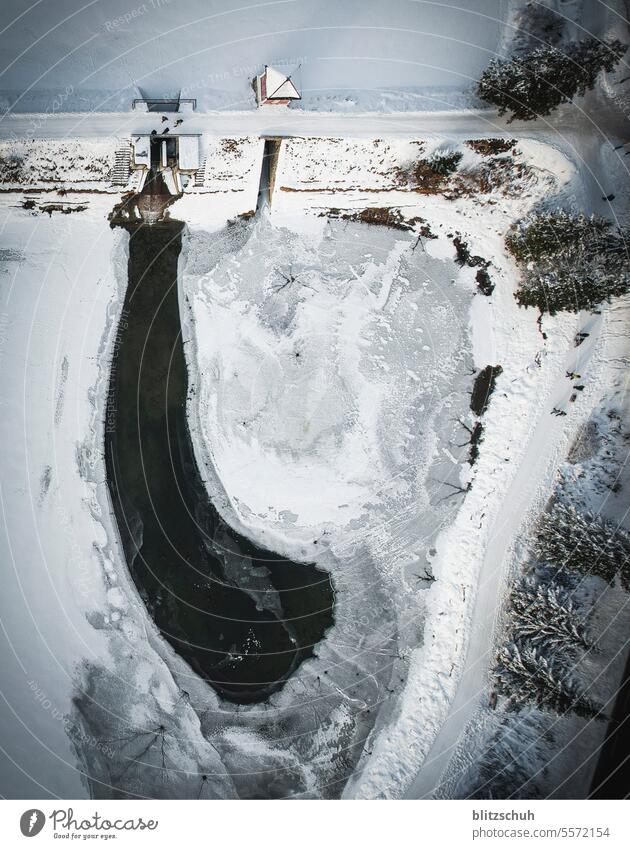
[264,66,300,100]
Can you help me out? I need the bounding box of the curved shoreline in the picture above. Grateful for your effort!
[104,218,334,704]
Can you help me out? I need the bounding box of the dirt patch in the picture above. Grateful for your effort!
[221,138,246,157]
[22,198,88,215]
[0,155,24,183]
[282,145,531,201]
[466,139,517,156]
[447,156,531,199]
[322,206,435,235]
[0,140,113,185]
[393,150,463,194]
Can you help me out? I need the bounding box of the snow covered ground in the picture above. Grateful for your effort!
[1,120,628,801]
[177,129,608,799]
[0,0,506,114]
[0,194,129,797]
[0,0,629,802]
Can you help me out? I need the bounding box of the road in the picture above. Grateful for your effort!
[0,108,512,141]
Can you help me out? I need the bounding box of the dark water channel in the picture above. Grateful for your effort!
[105,216,334,703]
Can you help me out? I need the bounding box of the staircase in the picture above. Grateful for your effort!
[110,144,132,187]
[194,156,207,187]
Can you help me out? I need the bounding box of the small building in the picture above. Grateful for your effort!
[131,134,200,194]
[255,65,301,106]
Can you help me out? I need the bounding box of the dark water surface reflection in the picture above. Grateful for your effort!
[105,221,334,703]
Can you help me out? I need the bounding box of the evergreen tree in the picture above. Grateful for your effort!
[509,576,592,653]
[506,211,630,314]
[477,38,625,122]
[535,502,630,590]
[495,641,600,719]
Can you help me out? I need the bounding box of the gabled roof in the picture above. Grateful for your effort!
[264,65,300,99]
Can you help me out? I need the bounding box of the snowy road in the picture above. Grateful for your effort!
[0,99,622,152]
[0,108,510,140]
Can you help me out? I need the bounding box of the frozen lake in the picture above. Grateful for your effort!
[0,0,507,111]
